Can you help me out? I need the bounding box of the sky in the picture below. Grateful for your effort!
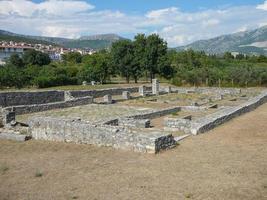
[0,0,267,47]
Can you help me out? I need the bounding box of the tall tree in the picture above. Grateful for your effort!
[111,40,134,83]
[62,52,82,64]
[8,54,24,68]
[132,34,147,83]
[145,34,168,82]
[22,49,51,66]
[80,51,111,84]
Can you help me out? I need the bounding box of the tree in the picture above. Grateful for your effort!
[145,34,168,82]
[223,52,234,60]
[236,53,245,60]
[8,54,24,68]
[62,52,82,64]
[132,34,147,83]
[111,40,134,83]
[22,49,51,66]
[80,51,111,84]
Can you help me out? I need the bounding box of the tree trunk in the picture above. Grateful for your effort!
[134,76,138,83]
[126,76,130,84]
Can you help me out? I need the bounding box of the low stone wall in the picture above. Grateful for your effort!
[29,117,176,153]
[5,96,93,115]
[190,90,267,135]
[171,87,241,95]
[0,133,31,141]
[165,90,267,135]
[0,91,64,107]
[0,86,153,108]
[129,107,181,120]
[164,117,191,133]
[69,86,152,98]
[119,118,151,128]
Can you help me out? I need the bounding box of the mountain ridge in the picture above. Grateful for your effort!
[176,26,267,55]
[0,30,126,50]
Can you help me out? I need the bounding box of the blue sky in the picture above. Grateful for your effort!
[0,0,267,47]
[33,0,265,13]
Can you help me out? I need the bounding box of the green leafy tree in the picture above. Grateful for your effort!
[22,49,51,66]
[132,34,147,83]
[145,34,168,82]
[79,51,111,84]
[62,52,82,64]
[111,40,134,83]
[223,52,234,60]
[8,54,24,68]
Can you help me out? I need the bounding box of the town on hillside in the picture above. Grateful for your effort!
[0,40,96,65]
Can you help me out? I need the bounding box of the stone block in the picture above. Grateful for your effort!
[165,86,172,93]
[2,110,15,125]
[122,91,131,100]
[103,94,112,104]
[139,85,146,97]
[119,118,150,128]
[152,79,159,95]
[0,133,31,142]
[64,91,74,101]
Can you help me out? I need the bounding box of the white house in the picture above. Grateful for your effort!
[0,45,33,64]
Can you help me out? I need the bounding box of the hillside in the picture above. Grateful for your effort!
[0,30,125,50]
[176,26,267,55]
[0,30,57,46]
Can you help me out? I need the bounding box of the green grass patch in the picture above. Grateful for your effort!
[35,170,43,177]
[0,164,9,174]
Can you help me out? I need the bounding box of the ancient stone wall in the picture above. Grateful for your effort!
[5,96,93,115]
[190,90,267,135]
[164,117,191,133]
[0,91,64,107]
[170,87,241,95]
[165,90,267,135]
[29,117,176,153]
[129,107,181,120]
[70,86,152,98]
[0,86,152,108]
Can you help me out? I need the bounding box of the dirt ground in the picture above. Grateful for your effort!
[1,104,267,200]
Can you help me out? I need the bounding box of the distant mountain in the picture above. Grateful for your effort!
[0,30,126,50]
[176,26,267,55]
[0,30,57,46]
[79,34,125,42]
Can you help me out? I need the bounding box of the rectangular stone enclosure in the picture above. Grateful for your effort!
[29,117,177,154]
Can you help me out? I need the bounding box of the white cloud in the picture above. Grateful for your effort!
[0,1,267,47]
[202,19,220,27]
[257,1,267,10]
[0,0,94,17]
[144,5,267,46]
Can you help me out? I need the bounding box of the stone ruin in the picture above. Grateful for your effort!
[1,79,267,154]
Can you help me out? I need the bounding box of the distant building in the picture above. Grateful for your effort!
[0,45,33,64]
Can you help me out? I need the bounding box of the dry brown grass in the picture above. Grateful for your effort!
[1,104,267,200]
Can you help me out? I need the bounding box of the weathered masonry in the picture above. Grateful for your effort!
[29,117,176,154]
[164,90,267,135]
[0,91,64,107]
[0,86,149,115]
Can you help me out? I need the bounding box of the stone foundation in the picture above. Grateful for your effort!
[70,86,152,98]
[165,90,267,135]
[0,91,64,107]
[5,96,94,115]
[29,117,177,154]
[0,109,15,127]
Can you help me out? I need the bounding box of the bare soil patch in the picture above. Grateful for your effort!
[1,104,267,200]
